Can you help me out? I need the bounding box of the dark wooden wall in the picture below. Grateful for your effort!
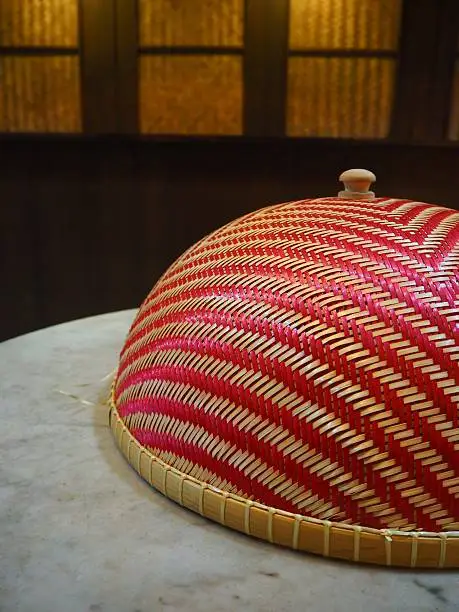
[1,136,459,341]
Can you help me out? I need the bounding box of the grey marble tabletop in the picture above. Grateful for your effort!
[1,310,458,612]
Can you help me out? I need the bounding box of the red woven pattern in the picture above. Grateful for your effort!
[114,197,459,532]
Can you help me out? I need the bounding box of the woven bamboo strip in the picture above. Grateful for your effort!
[109,396,459,568]
[111,195,459,566]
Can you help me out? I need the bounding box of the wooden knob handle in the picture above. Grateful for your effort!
[338,169,376,200]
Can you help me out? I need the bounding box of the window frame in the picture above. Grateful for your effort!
[0,0,458,142]
[0,0,81,133]
[285,0,401,140]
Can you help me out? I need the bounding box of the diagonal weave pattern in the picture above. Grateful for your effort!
[113,197,459,537]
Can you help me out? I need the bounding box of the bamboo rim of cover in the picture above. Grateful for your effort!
[109,394,459,569]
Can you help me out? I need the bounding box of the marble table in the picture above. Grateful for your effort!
[1,310,458,612]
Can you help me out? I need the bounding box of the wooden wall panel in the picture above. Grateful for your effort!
[449,62,459,139]
[1,137,459,341]
[391,0,459,142]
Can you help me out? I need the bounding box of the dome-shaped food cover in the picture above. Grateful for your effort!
[110,170,459,568]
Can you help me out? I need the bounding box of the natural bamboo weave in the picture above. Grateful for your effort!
[109,397,459,567]
[111,195,459,568]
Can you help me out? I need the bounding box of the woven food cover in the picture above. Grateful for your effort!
[110,170,459,568]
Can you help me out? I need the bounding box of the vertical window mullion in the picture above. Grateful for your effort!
[243,0,289,136]
[390,0,459,143]
[79,0,117,133]
[433,0,459,141]
[114,0,138,134]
